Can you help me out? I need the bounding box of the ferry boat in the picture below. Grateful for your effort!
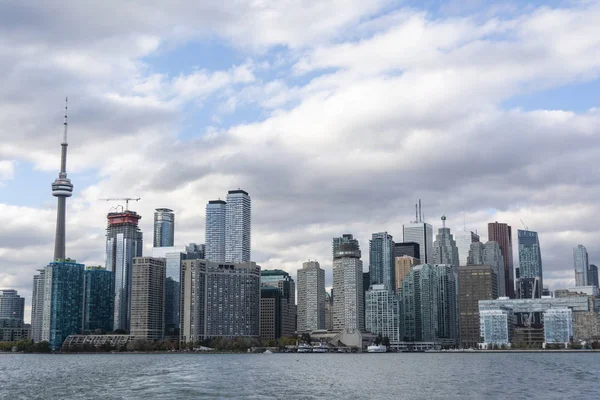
[367,345,387,353]
[297,343,313,353]
[312,343,329,353]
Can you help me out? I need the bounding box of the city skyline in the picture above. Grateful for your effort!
[2,1,600,322]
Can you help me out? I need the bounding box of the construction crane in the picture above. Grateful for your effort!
[520,219,529,231]
[99,197,140,211]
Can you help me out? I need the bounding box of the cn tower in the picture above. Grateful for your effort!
[51,98,73,261]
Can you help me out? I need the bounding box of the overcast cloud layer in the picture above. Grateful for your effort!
[1,1,600,322]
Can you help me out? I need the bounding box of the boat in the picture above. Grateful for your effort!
[297,343,312,353]
[367,345,387,353]
[263,349,273,354]
[312,343,329,353]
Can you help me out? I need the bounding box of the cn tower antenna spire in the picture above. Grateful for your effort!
[63,97,68,144]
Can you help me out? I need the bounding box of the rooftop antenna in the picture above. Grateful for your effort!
[63,97,68,144]
[415,203,418,223]
[418,199,422,222]
[441,215,447,229]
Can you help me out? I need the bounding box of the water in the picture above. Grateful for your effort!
[1,353,599,399]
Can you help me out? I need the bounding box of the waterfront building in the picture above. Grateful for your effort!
[573,245,589,287]
[297,261,325,332]
[261,269,296,338]
[151,247,186,338]
[517,229,543,298]
[458,265,498,348]
[105,209,143,331]
[432,216,460,269]
[153,208,175,248]
[130,257,166,341]
[185,243,205,260]
[469,241,506,298]
[260,287,282,340]
[588,264,599,288]
[394,255,418,292]
[42,260,85,350]
[479,308,514,348]
[180,260,261,343]
[83,266,114,333]
[31,270,45,342]
[454,229,480,267]
[488,222,515,298]
[332,235,364,332]
[205,200,226,262]
[401,264,459,345]
[225,189,251,263]
[543,308,573,346]
[0,318,31,342]
[0,289,25,321]
[393,242,420,261]
[325,292,333,331]
[369,232,395,291]
[554,289,600,341]
[403,222,433,264]
[365,284,401,345]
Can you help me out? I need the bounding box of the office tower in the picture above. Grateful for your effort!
[151,248,186,338]
[153,208,175,247]
[432,216,460,268]
[332,235,364,332]
[205,200,226,262]
[180,260,261,343]
[365,284,401,344]
[468,241,506,298]
[31,270,45,342]
[130,257,166,341]
[588,264,599,287]
[517,229,543,298]
[261,269,296,338]
[395,256,418,291]
[333,234,360,257]
[325,292,333,331]
[0,290,25,321]
[51,99,73,261]
[401,264,458,344]
[369,232,395,291]
[297,261,325,332]
[83,266,114,333]
[403,223,433,263]
[260,287,282,340]
[488,222,515,298]
[185,243,205,259]
[573,245,589,287]
[42,260,85,350]
[225,189,251,263]
[454,229,480,266]
[394,242,420,261]
[105,209,143,331]
[458,265,498,348]
[363,271,370,322]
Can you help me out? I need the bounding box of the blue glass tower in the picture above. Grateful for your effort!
[83,267,114,333]
[517,230,543,298]
[369,232,395,291]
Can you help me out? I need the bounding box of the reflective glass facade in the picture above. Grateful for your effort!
[205,200,226,262]
[153,208,174,247]
[83,267,114,332]
[573,245,589,287]
[225,190,251,263]
[369,232,395,291]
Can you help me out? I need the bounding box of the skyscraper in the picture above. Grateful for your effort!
[488,222,515,298]
[130,257,166,341]
[573,245,589,287]
[588,264,599,288]
[365,284,401,345]
[261,269,296,338]
[83,266,114,333]
[185,243,205,259]
[432,216,460,268]
[297,261,325,332]
[468,241,506,297]
[403,223,433,263]
[0,290,25,321]
[454,229,480,266]
[395,255,418,292]
[394,242,420,261]
[153,208,175,247]
[51,98,73,261]
[151,247,186,338]
[205,200,226,262]
[31,269,45,342]
[105,210,143,331]
[369,232,395,291]
[225,189,251,263]
[517,230,543,298]
[332,235,364,332]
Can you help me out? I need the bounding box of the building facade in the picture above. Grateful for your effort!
[297,261,325,332]
[573,245,589,287]
[454,229,480,267]
[333,236,365,333]
[0,289,25,321]
[83,266,114,333]
[394,242,420,261]
[153,208,175,248]
[205,200,227,262]
[479,308,514,347]
[403,222,433,263]
[588,264,599,288]
[365,284,401,344]
[432,216,460,269]
[261,269,296,338]
[225,189,251,263]
[394,256,418,293]
[543,308,573,345]
[488,222,514,298]
[42,260,85,350]
[130,257,166,341]
[31,270,45,342]
[517,229,543,298]
[369,232,395,291]
[105,210,143,331]
[151,247,186,338]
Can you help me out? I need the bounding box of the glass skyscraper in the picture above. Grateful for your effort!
[205,200,226,262]
[42,260,85,350]
[83,266,114,332]
[403,222,433,263]
[0,289,25,321]
[573,245,589,287]
[488,222,515,298]
[369,232,395,291]
[588,264,599,287]
[517,230,543,298]
[153,208,175,247]
[225,189,251,263]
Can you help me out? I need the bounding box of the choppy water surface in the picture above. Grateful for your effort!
[1,353,599,399]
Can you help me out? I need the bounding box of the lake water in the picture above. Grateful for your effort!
[1,353,599,399]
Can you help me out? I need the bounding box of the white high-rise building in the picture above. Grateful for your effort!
[225,190,251,263]
[573,245,589,287]
[365,284,401,344]
[297,261,325,332]
[205,200,226,262]
[332,235,364,332]
[403,222,433,264]
[31,269,45,342]
[454,229,480,266]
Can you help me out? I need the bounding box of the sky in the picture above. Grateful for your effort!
[1,0,600,322]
